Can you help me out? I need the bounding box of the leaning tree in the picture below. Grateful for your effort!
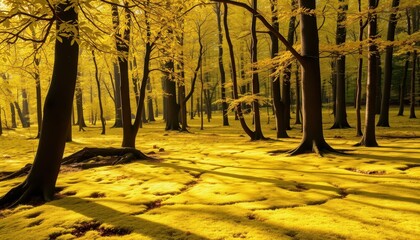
[0,0,80,207]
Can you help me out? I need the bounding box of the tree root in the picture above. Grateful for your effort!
[1,148,151,181]
[288,140,342,157]
[0,164,32,182]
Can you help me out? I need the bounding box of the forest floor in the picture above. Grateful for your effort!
[0,108,419,240]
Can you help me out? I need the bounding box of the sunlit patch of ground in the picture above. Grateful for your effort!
[0,108,419,239]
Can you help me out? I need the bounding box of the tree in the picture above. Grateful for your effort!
[331,0,350,129]
[377,0,400,127]
[216,0,335,154]
[215,3,229,126]
[0,0,80,207]
[270,0,288,138]
[92,50,106,134]
[356,0,379,147]
[355,0,367,137]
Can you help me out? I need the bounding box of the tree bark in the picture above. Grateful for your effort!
[398,55,409,116]
[21,88,30,127]
[92,50,106,135]
[271,0,288,138]
[0,0,79,208]
[409,50,417,118]
[357,0,379,147]
[216,3,229,126]
[289,0,335,155]
[250,0,264,140]
[377,0,400,126]
[331,0,350,129]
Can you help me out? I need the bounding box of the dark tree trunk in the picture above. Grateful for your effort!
[10,103,16,128]
[271,0,288,138]
[35,62,42,138]
[14,102,28,128]
[216,3,229,126]
[375,53,382,114]
[357,0,379,147]
[289,0,335,155]
[398,55,409,116]
[330,59,337,116]
[295,62,301,124]
[250,0,264,140]
[331,0,350,129]
[147,77,155,121]
[282,0,297,130]
[21,88,30,127]
[355,0,366,137]
[377,0,400,127]
[223,3,255,139]
[0,106,2,135]
[0,1,79,208]
[112,62,123,128]
[165,60,180,130]
[409,50,417,118]
[75,82,86,131]
[92,50,106,135]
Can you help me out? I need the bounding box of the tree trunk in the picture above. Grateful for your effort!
[271,0,288,138]
[21,88,30,127]
[75,81,86,131]
[398,55,409,116]
[112,62,123,128]
[0,106,2,135]
[250,0,264,140]
[331,0,350,129]
[147,77,155,121]
[216,3,229,126]
[92,50,106,135]
[355,0,366,137]
[357,0,379,147]
[165,60,180,130]
[10,103,16,128]
[377,0,400,126]
[289,0,335,155]
[13,102,27,128]
[409,50,417,118]
[0,0,79,208]
[295,62,301,124]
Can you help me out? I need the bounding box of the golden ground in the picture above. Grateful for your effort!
[0,108,419,239]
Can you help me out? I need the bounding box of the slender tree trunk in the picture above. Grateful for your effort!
[75,80,86,131]
[0,106,2,135]
[295,62,301,124]
[250,0,264,140]
[13,102,27,128]
[9,103,16,128]
[223,3,254,138]
[409,50,417,118]
[0,1,79,208]
[92,50,106,134]
[377,0,400,126]
[331,0,350,129]
[357,0,379,147]
[355,0,366,136]
[216,3,229,126]
[271,0,288,138]
[112,62,123,128]
[375,53,382,114]
[147,77,155,121]
[21,88,30,127]
[398,55,409,116]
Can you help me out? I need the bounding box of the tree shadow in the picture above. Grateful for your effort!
[49,196,210,239]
